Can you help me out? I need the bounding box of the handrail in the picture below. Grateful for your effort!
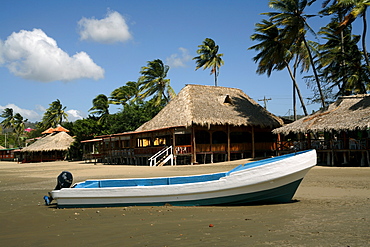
[148,146,173,166]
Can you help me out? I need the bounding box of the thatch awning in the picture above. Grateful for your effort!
[136,84,283,131]
[273,94,370,135]
[21,131,74,152]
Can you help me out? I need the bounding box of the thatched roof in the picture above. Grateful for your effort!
[21,131,74,152]
[136,84,283,131]
[0,145,5,149]
[273,94,370,135]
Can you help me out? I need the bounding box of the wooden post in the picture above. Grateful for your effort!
[172,129,176,166]
[227,124,230,161]
[252,126,255,159]
[192,126,196,164]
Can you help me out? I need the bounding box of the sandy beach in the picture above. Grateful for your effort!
[0,160,369,247]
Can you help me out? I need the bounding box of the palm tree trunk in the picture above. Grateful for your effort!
[293,55,299,120]
[302,37,326,109]
[285,61,308,116]
[214,67,218,87]
[362,8,370,69]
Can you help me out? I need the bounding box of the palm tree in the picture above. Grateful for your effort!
[110,81,141,106]
[1,109,27,147]
[193,38,224,86]
[0,108,15,129]
[336,0,370,68]
[265,0,326,108]
[13,113,27,146]
[249,19,308,117]
[139,59,176,106]
[89,94,110,124]
[318,21,369,95]
[41,99,68,129]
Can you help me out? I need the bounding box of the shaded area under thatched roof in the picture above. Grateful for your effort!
[273,94,370,135]
[136,84,283,131]
[21,131,74,152]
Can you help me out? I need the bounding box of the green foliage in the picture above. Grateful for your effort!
[104,100,165,134]
[40,99,68,130]
[0,108,28,147]
[139,59,176,106]
[110,81,141,106]
[193,38,224,86]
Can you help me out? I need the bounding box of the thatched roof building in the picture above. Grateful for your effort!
[137,84,283,131]
[22,131,74,152]
[273,94,370,135]
[0,145,5,149]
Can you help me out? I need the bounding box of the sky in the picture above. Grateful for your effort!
[0,0,365,123]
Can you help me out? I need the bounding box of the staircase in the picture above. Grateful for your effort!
[149,146,174,167]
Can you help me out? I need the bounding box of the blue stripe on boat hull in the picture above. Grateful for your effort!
[59,179,303,208]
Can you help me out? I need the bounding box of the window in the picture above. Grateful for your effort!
[153,137,166,146]
[230,132,251,143]
[195,130,210,144]
[212,131,227,144]
[137,138,151,147]
[176,134,191,145]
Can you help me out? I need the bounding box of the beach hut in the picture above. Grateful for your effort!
[21,131,74,162]
[0,147,18,161]
[273,94,370,166]
[95,84,283,165]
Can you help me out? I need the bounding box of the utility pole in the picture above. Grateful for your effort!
[258,96,272,110]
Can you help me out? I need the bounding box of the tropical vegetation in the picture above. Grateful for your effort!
[249,0,370,119]
[193,38,224,87]
[1,0,369,157]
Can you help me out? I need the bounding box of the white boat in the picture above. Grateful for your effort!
[50,150,316,208]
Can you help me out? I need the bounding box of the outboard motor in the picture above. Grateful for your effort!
[55,171,73,190]
[44,171,73,205]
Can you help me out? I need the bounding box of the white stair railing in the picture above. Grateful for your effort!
[149,146,174,166]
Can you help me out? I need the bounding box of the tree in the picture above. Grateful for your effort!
[317,20,369,95]
[336,0,370,68]
[265,0,326,108]
[0,108,15,129]
[249,19,308,118]
[89,94,110,125]
[106,99,165,134]
[1,108,28,147]
[40,99,68,129]
[139,59,176,106]
[13,113,27,147]
[193,38,224,86]
[110,81,141,106]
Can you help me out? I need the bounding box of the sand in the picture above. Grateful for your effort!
[0,160,369,247]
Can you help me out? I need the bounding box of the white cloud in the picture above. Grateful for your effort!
[66,109,84,121]
[166,47,192,68]
[0,104,40,122]
[78,10,132,44]
[0,29,104,82]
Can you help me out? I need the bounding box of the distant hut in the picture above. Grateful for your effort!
[273,94,370,166]
[95,85,283,165]
[21,131,74,163]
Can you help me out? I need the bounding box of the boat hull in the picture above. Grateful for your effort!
[51,150,316,208]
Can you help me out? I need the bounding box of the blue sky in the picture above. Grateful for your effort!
[0,0,365,123]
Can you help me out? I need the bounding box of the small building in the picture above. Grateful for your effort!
[273,94,370,166]
[0,147,18,161]
[88,85,283,165]
[21,131,74,163]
